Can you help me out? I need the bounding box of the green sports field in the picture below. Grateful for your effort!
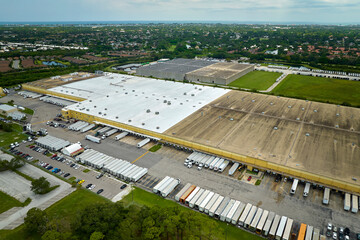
[228,70,282,90]
[271,74,360,107]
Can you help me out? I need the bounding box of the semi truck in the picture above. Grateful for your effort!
[228,162,239,176]
[204,193,220,214]
[179,185,196,203]
[219,199,235,222]
[214,197,230,218]
[153,176,171,193]
[137,138,150,148]
[352,195,359,213]
[225,200,240,223]
[105,128,118,137]
[344,193,351,211]
[115,132,129,140]
[209,195,224,217]
[290,179,299,194]
[185,187,201,205]
[238,203,252,227]
[231,202,245,225]
[282,218,293,240]
[303,182,310,197]
[199,191,215,212]
[250,208,263,231]
[255,209,269,234]
[275,216,288,240]
[263,211,275,236]
[323,188,330,205]
[244,206,258,228]
[175,183,192,202]
[85,135,101,143]
[161,178,180,197]
[268,214,281,239]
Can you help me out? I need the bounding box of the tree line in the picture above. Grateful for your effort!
[25,203,223,240]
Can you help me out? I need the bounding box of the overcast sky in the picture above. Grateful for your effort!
[0,0,359,24]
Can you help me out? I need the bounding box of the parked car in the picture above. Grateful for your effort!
[86,184,92,189]
[121,184,127,189]
[70,163,75,168]
[64,173,70,177]
[96,173,103,179]
[47,166,53,170]
[97,189,104,194]
[78,179,85,184]
[333,232,338,240]
[89,185,96,190]
[247,176,252,181]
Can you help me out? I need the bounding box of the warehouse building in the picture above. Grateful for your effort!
[136,58,214,81]
[35,135,70,151]
[185,62,254,85]
[22,72,360,194]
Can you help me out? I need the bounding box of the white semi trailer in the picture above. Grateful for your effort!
[161,179,180,197]
[85,135,101,143]
[137,138,150,148]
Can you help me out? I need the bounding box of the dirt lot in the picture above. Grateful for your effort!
[165,91,360,187]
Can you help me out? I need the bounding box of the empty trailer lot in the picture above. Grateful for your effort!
[165,91,360,187]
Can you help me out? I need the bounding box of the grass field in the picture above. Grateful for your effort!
[121,187,263,240]
[0,191,23,214]
[229,71,282,90]
[0,189,109,240]
[0,124,27,148]
[271,74,360,107]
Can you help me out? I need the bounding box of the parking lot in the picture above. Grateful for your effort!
[0,162,73,230]
[3,92,360,235]
[17,143,128,200]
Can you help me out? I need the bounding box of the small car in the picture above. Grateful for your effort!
[70,163,75,168]
[64,173,70,177]
[120,184,127,189]
[97,189,104,194]
[78,179,85,184]
[333,232,338,240]
[247,176,252,181]
[86,184,92,189]
[96,173,103,179]
[89,185,96,190]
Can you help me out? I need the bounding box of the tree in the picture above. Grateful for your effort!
[90,232,105,240]
[8,157,24,170]
[41,230,61,240]
[24,208,48,235]
[31,177,50,194]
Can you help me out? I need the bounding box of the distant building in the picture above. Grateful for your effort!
[265,49,278,55]
[0,104,17,115]
[113,63,142,72]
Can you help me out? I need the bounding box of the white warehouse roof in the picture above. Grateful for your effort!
[54,73,229,133]
[62,143,84,156]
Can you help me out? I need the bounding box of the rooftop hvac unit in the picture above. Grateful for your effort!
[155,112,159,115]
[146,109,151,113]
[89,100,92,102]
[184,92,187,95]
[105,108,107,110]
[164,100,167,103]
[116,116,118,119]
[191,94,195,96]
[142,123,145,125]
[132,90,135,92]
[94,106,96,108]
[128,120,132,122]
[167,102,171,105]
[98,112,101,114]
[156,126,160,129]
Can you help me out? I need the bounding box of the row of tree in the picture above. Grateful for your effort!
[25,203,223,240]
